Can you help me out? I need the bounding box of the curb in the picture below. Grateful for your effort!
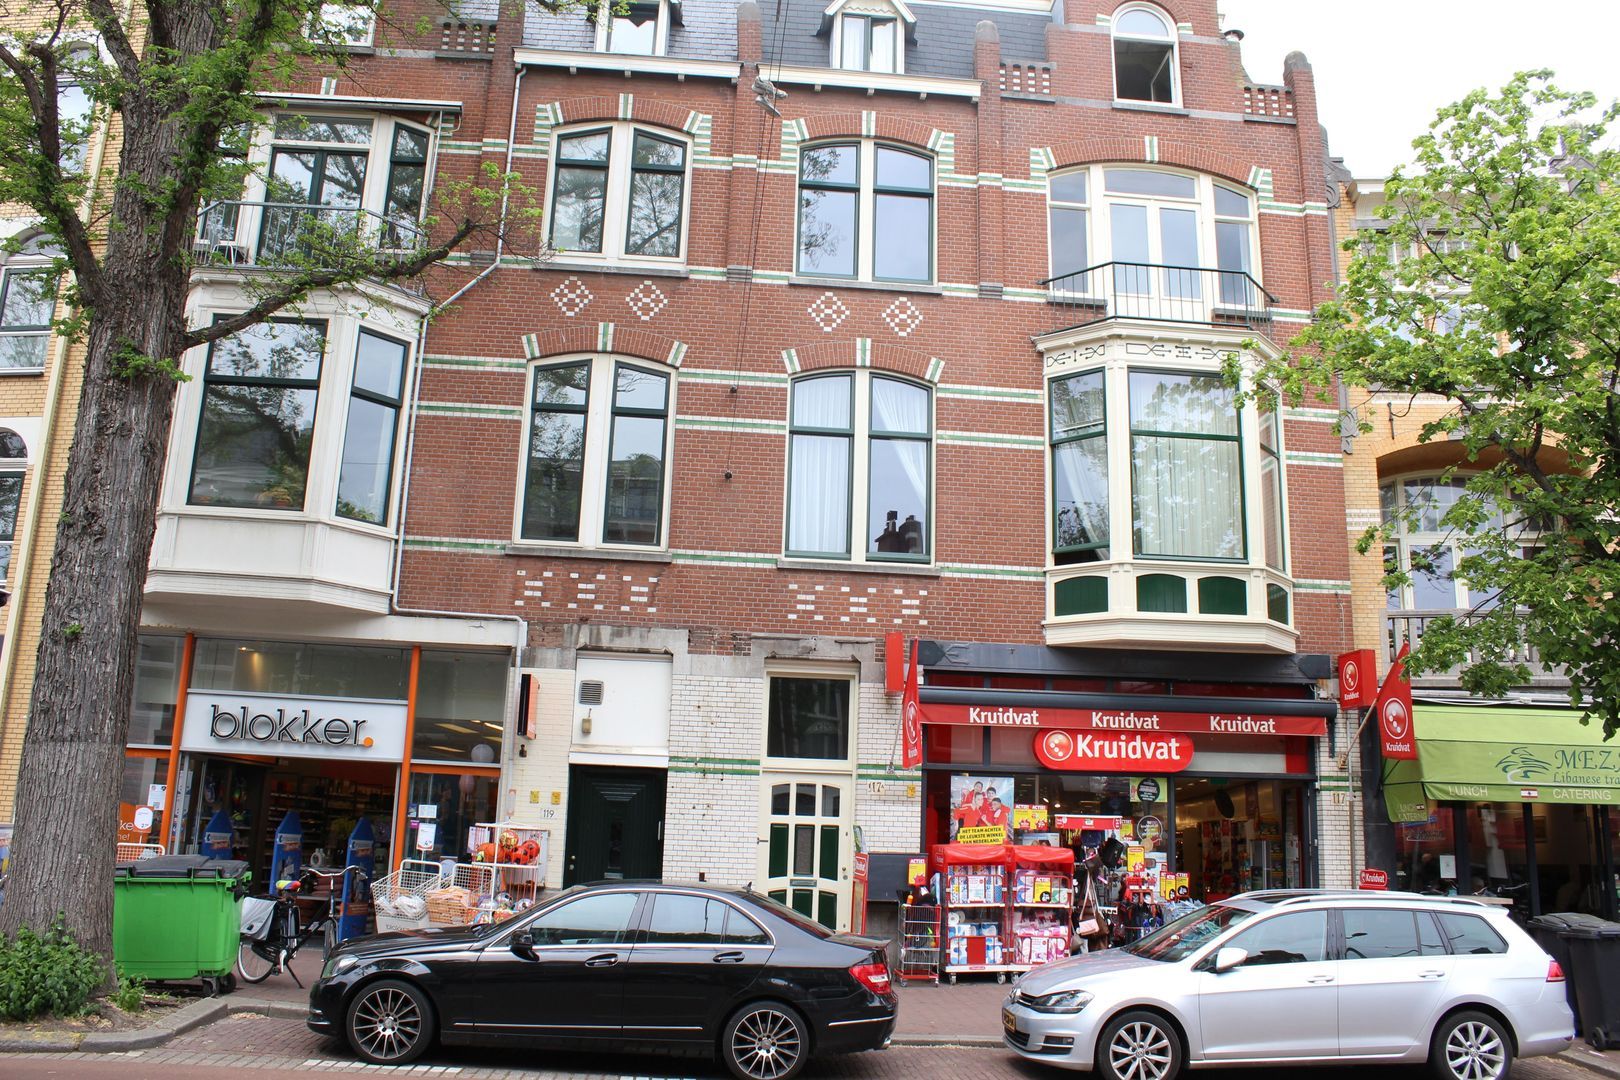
[1562,1046,1620,1080]
[0,994,305,1055]
[892,1034,1003,1048]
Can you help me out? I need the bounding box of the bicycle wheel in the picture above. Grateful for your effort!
[237,939,277,984]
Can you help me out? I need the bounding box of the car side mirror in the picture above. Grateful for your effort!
[511,931,536,958]
[1213,946,1248,973]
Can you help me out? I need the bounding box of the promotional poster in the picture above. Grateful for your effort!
[949,775,1014,840]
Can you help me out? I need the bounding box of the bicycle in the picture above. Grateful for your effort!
[237,864,364,986]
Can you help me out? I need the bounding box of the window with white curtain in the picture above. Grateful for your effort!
[1129,371,1244,560]
[1050,370,1109,564]
[786,372,931,562]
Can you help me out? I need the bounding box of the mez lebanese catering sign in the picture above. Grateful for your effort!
[920,702,1326,738]
[181,690,409,762]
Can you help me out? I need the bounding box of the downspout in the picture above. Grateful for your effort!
[386,64,529,826]
[0,53,122,754]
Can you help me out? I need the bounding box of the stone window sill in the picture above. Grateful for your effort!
[777,558,941,578]
[505,542,673,564]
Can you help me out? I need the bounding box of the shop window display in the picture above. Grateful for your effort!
[129,634,184,747]
[406,771,497,862]
[414,650,505,763]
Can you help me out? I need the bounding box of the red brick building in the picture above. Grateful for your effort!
[108,0,1359,935]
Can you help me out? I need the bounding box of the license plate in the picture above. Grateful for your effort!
[1002,1009,1017,1036]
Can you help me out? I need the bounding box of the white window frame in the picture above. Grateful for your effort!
[544,122,693,266]
[760,662,860,771]
[1379,473,1541,613]
[1043,356,1284,572]
[1111,2,1180,107]
[782,369,935,565]
[313,3,376,48]
[594,0,670,56]
[1044,165,1260,304]
[795,139,935,285]
[0,252,58,373]
[200,111,436,259]
[832,12,902,74]
[0,425,31,586]
[168,302,419,533]
[512,353,678,551]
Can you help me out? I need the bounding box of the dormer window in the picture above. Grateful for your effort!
[839,14,897,73]
[826,0,912,74]
[596,0,669,56]
[1112,4,1178,104]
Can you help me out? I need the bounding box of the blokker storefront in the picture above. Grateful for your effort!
[120,633,512,884]
[915,641,1338,904]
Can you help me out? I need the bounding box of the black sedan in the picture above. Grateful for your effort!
[308,881,897,1078]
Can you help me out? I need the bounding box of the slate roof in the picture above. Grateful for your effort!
[522,0,1052,74]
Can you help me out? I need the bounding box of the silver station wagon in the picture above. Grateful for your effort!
[1002,889,1574,1080]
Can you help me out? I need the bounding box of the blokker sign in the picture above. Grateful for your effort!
[919,702,1326,737]
[181,690,408,762]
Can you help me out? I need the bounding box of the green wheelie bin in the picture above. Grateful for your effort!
[112,855,250,995]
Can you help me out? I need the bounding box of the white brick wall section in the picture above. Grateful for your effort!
[855,682,921,854]
[664,770,759,886]
[503,668,574,888]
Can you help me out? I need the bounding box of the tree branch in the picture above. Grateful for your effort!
[180,219,480,351]
[80,0,143,81]
[0,39,103,298]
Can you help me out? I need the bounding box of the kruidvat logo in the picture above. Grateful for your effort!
[1342,658,1362,697]
[1036,729,1193,772]
[967,705,1041,726]
[209,703,374,748]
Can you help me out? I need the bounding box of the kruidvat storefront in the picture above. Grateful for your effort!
[915,641,1337,901]
[120,635,510,883]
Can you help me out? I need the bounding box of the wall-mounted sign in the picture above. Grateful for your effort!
[1358,868,1389,891]
[919,702,1326,737]
[1053,814,1122,832]
[1034,730,1194,773]
[1376,644,1417,760]
[181,690,408,762]
[1338,649,1378,709]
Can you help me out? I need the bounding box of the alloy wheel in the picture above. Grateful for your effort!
[1108,1019,1174,1080]
[729,1007,803,1080]
[350,985,423,1062]
[1445,1020,1506,1080]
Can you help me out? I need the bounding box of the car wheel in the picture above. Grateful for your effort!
[722,1002,809,1080]
[1431,1011,1513,1080]
[1097,1010,1182,1080]
[346,978,434,1066]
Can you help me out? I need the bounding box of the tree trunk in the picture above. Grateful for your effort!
[0,303,184,961]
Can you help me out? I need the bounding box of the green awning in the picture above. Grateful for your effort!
[1383,705,1620,823]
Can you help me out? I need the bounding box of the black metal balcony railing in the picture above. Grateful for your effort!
[1040,261,1276,337]
[193,201,427,269]
[1385,609,1565,686]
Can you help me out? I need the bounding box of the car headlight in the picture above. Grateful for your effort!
[1025,989,1094,1014]
[320,954,360,979]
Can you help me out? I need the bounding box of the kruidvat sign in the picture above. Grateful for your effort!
[921,702,1326,738]
[1035,729,1195,773]
[181,690,408,762]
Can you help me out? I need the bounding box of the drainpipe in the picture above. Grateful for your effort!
[385,64,529,829]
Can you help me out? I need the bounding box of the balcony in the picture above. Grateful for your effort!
[1041,261,1275,339]
[193,201,426,285]
[1385,610,1566,688]
[1046,561,1298,653]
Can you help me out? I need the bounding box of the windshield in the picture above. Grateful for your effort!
[1125,903,1257,962]
[737,891,834,939]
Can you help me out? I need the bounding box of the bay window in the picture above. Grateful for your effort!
[185,315,413,526]
[549,125,690,262]
[0,428,26,583]
[520,357,673,548]
[786,372,931,562]
[1050,370,1109,563]
[797,142,933,284]
[190,319,324,511]
[1130,371,1243,560]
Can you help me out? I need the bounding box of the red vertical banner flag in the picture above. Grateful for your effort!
[900,638,924,768]
[1375,642,1417,760]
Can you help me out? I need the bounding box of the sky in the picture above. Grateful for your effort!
[1214,0,1620,177]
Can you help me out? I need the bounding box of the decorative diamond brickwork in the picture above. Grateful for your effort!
[550,276,592,317]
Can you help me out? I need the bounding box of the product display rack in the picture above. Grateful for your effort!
[932,842,1076,983]
[898,902,940,984]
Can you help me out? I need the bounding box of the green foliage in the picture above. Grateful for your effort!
[110,342,190,382]
[1248,71,1620,737]
[61,623,83,640]
[0,917,106,1020]
[111,974,146,1013]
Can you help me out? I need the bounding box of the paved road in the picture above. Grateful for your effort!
[0,1015,1600,1080]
